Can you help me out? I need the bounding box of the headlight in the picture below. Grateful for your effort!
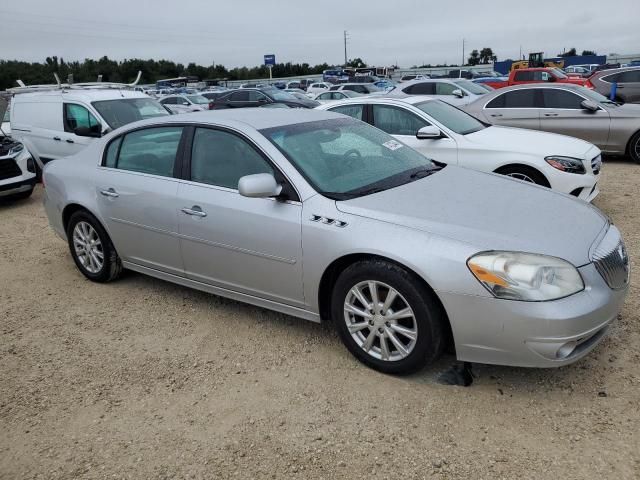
[544,156,586,174]
[467,252,584,301]
[8,143,24,157]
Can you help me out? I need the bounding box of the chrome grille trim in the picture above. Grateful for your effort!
[592,226,630,290]
[591,155,602,175]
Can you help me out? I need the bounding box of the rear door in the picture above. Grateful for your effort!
[482,89,541,129]
[369,104,458,165]
[538,88,611,149]
[177,126,304,306]
[96,125,185,275]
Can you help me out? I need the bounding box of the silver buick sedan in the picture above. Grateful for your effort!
[42,109,630,374]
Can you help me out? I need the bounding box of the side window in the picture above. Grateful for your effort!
[372,105,428,136]
[104,137,121,168]
[406,83,435,95]
[333,92,346,100]
[487,90,537,108]
[618,70,640,83]
[190,128,274,189]
[328,104,364,120]
[231,91,249,102]
[542,89,584,109]
[538,71,550,81]
[514,71,534,82]
[64,103,99,133]
[317,93,331,100]
[248,91,267,102]
[435,83,457,95]
[116,127,182,177]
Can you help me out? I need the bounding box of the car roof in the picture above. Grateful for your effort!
[13,89,150,103]
[121,108,346,131]
[318,95,435,107]
[594,66,640,76]
[489,83,586,92]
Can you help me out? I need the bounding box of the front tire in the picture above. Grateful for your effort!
[331,260,446,375]
[66,210,122,282]
[496,165,550,187]
[629,131,640,164]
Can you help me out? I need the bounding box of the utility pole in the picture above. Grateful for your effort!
[462,38,465,66]
[344,30,349,67]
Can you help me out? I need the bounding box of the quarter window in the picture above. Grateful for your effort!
[190,128,273,189]
[114,127,182,177]
[542,89,584,109]
[372,105,427,136]
[64,104,100,133]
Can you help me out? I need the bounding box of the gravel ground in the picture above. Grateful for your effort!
[1,160,639,480]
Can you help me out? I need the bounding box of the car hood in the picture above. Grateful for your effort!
[285,99,320,108]
[336,166,607,266]
[464,125,596,157]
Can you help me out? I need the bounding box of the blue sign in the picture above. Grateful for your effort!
[264,54,276,66]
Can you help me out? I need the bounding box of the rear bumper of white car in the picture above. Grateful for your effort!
[438,262,628,368]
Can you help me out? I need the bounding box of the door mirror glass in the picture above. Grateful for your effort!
[581,99,599,112]
[416,126,442,139]
[238,173,282,198]
[452,89,464,98]
[74,124,102,138]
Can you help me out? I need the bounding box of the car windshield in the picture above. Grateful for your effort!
[416,100,485,135]
[552,68,568,79]
[452,79,488,95]
[91,98,170,129]
[186,95,210,104]
[267,90,298,101]
[578,87,619,105]
[260,118,440,200]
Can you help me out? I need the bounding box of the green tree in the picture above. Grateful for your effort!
[347,58,367,68]
[468,50,480,66]
[479,48,495,64]
[559,48,577,57]
[581,50,597,56]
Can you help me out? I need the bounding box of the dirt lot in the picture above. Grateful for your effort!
[1,160,639,480]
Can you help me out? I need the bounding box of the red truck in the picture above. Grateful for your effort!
[481,68,588,89]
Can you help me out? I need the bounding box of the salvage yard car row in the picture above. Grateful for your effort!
[0,71,633,374]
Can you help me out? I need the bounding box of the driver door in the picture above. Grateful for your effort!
[61,103,102,154]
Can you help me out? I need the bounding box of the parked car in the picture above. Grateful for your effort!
[306,82,332,97]
[463,84,640,163]
[286,81,301,90]
[388,79,488,106]
[42,108,629,374]
[298,79,317,91]
[564,66,592,77]
[398,74,429,82]
[9,89,170,169]
[587,67,640,104]
[159,94,211,113]
[313,90,364,104]
[210,88,319,109]
[317,96,602,201]
[285,90,313,101]
[0,137,37,201]
[482,68,588,90]
[329,83,382,95]
[472,76,509,90]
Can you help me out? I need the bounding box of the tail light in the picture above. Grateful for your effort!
[584,78,595,90]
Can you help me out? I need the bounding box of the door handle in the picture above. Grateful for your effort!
[490,114,503,117]
[181,206,207,217]
[66,139,75,144]
[53,136,61,141]
[544,113,559,117]
[100,188,119,198]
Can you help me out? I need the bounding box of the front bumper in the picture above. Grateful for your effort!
[438,263,628,367]
[0,176,36,197]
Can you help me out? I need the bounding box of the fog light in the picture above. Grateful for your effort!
[556,341,578,359]
[27,157,36,173]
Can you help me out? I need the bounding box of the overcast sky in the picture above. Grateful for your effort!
[1,0,639,68]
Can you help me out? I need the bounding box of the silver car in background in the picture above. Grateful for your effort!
[42,109,629,374]
[463,84,640,163]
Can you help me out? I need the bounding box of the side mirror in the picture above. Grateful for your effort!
[74,125,102,138]
[581,99,599,112]
[416,125,443,139]
[452,89,464,98]
[182,101,190,106]
[257,97,268,104]
[238,173,282,198]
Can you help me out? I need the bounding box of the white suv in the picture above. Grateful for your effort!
[10,89,170,169]
[0,137,37,201]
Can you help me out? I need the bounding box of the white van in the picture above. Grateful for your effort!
[10,89,170,168]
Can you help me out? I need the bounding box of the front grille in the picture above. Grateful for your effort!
[0,158,22,180]
[591,155,602,175]
[592,226,630,290]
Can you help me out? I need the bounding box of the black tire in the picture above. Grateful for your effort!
[496,165,550,187]
[331,260,446,375]
[66,210,122,283]
[2,187,34,202]
[629,131,640,164]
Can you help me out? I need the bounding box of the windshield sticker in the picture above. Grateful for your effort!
[382,140,404,151]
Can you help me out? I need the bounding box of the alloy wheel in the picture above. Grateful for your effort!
[506,172,535,183]
[343,281,418,362]
[72,221,104,274]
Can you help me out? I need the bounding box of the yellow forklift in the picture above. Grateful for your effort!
[511,52,564,71]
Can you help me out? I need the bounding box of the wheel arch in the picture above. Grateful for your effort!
[625,129,640,160]
[493,163,551,187]
[62,203,105,234]
[317,252,455,353]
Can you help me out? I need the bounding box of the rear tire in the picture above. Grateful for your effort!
[496,165,550,187]
[331,260,446,375]
[66,210,122,283]
[629,131,640,164]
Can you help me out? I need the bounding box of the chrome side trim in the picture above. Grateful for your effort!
[122,261,320,323]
